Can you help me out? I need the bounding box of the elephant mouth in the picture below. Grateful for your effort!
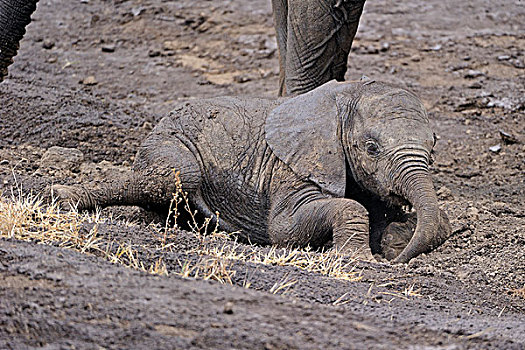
[387,192,411,210]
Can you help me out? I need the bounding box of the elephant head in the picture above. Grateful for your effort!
[0,0,39,82]
[266,80,450,262]
[272,0,366,96]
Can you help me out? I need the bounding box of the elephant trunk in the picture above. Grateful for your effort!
[0,0,39,82]
[389,149,440,263]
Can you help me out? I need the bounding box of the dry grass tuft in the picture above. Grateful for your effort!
[177,257,236,284]
[194,242,362,282]
[0,189,168,276]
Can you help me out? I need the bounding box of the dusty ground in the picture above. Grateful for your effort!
[1,0,524,348]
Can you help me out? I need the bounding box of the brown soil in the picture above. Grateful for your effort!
[1,0,524,348]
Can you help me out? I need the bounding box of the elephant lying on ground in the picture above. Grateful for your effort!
[53,80,451,263]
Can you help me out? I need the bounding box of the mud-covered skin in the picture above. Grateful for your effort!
[53,80,452,262]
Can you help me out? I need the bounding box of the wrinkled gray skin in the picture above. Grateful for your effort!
[53,80,451,263]
[272,0,366,96]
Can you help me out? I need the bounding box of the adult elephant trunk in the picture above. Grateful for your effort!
[0,0,39,82]
[389,149,440,263]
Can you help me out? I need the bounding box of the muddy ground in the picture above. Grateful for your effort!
[1,0,524,348]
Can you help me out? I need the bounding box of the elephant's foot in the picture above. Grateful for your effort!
[381,209,452,261]
[49,184,96,211]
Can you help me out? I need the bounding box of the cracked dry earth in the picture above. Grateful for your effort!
[0,0,524,349]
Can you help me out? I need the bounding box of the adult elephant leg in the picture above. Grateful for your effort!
[271,0,288,96]
[0,0,39,82]
[273,0,366,96]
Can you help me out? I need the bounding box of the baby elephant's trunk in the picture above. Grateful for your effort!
[393,173,440,263]
[388,147,440,263]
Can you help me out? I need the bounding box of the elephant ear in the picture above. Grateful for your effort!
[265,80,349,197]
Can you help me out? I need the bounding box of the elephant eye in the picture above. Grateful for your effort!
[365,140,380,157]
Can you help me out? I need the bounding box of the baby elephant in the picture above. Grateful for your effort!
[53,80,451,263]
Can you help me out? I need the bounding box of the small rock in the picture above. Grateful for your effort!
[81,76,98,85]
[39,146,84,173]
[47,56,58,64]
[489,144,501,153]
[464,70,484,79]
[436,186,454,201]
[131,6,144,17]
[468,82,482,89]
[499,130,519,145]
[512,59,524,69]
[365,45,379,54]
[223,302,234,314]
[148,50,161,57]
[42,39,55,50]
[380,42,390,52]
[101,44,116,53]
[430,44,442,51]
[234,75,251,83]
[410,54,421,62]
[142,121,153,130]
[466,207,479,221]
[497,55,511,61]
[463,55,471,61]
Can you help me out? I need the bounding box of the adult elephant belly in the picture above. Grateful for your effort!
[170,97,282,244]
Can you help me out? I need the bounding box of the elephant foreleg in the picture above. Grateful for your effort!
[269,195,374,260]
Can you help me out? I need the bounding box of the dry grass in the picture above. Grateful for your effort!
[0,189,166,276]
[193,241,362,282]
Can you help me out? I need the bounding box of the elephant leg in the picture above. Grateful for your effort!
[269,194,374,260]
[381,209,452,261]
[271,0,288,96]
[0,0,39,82]
[52,136,202,211]
[272,0,366,96]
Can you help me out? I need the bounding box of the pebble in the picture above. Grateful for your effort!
[101,44,116,53]
[497,55,511,61]
[489,144,501,153]
[39,146,84,172]
[223,302,234,314]
[42,39,55,50]
[499,130,519,144]
[81,76,98,85]
[437,186,454,201]
[464,70,484,79]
